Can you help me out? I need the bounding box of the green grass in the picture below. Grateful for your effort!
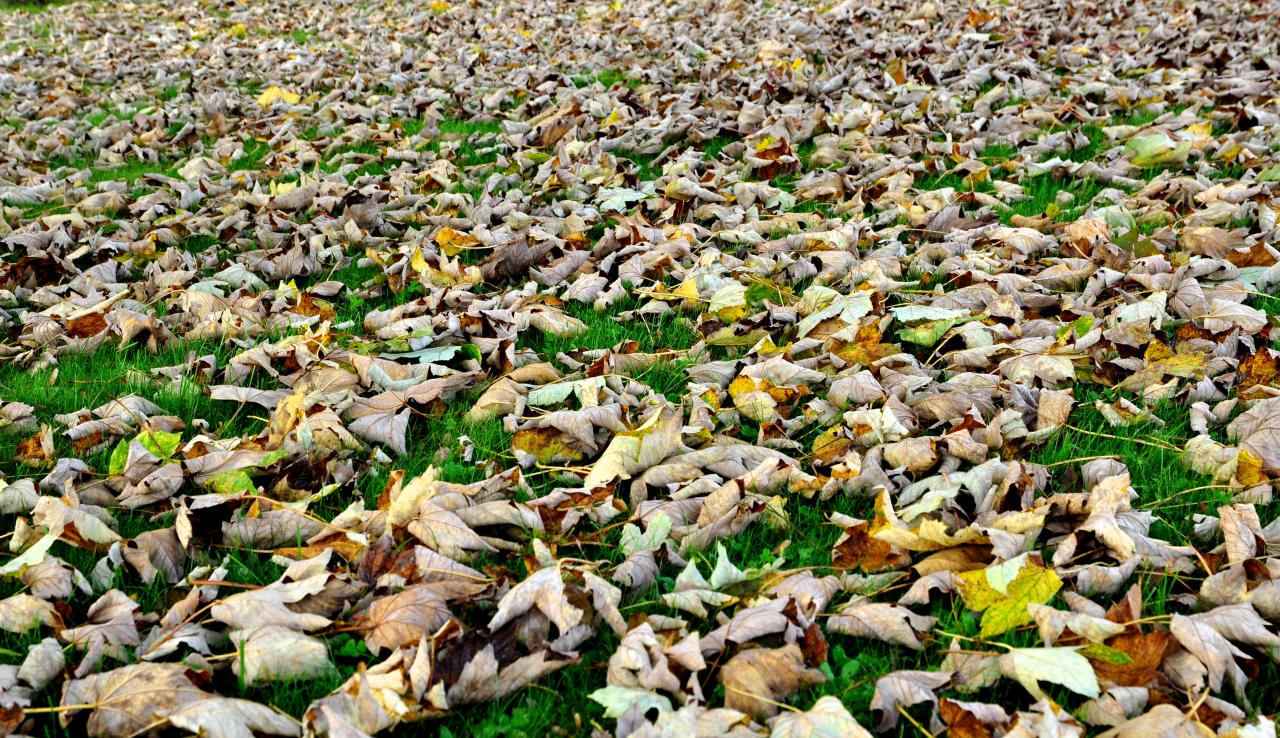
[1063,124,1108,163]
[86,159,178,183]
[518,300,698,358]
[0,341,253,430]
[1002,174,1109,224]
[980,143,1018,161]
[570,68,640,90]
[230,138,272,171]
[0,0,64,13]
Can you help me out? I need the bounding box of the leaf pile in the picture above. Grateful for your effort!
[1,0,1280,735]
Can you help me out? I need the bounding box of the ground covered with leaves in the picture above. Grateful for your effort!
[1,0,1279,735]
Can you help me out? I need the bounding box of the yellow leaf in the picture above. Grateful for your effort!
[1151,351,1207,379]
[957,557,1062,638]
[1185,121,1213,138]
[268,180,297,197]
[648,278,700,302]
[257,85,301,108]
[873,514,988,552]
[434,226,480,256]
[1236,449,1267,487]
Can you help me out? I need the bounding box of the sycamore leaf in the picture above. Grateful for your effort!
[488,565,583,634]
[257,86,300,107]
[998,647,1100,700]
[870,670,952,732]
[769,696,873,738]
[588,685,672,719]
[720,644,825,719]
[1096,705,1212,738]
[230,626,332,686]
[363,585,452,654]
[660,559,736,617]
[108,430,182,476]
[597,187,650,213]
[957,556,1062,637]
[898,316,976,346]
[60,664,208,737]
[1127,133,1191,168]
[827,598,935,651]
[168,697,300,738]
[0,593,62,633]
[583,405,682,488]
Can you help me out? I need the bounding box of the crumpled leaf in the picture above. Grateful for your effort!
[720,644,825,719]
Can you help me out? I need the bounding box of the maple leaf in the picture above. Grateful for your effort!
[720,644,826,719]
[769,695,873,738]
[957,555,1062,638]
[998,647,1101,700]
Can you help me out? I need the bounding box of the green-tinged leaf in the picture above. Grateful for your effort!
[1078,642,1133,665]
[1127,133,1191,168]
[108,440,130,477]
[898,316,976,346]
[109,430,183,475]
[957,556,1062,637]
[207,469,257,495]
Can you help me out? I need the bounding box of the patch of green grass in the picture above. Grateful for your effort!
[615,149,660,181]
[980,143,1018,161]
[322,262,388,325]
[392,389,513,486]
[231,138,272,171]
[236,79,264,98]
[439,118,503,137]
[915,170,995,194]
[87,159,178,184]
[1002,174,1108,224]
[0,0,64,15]
[571,68,639,90]
[519,300,698,359]
[1251,292,1280,319]
[701,134,738,161]
[1212,162,1247,181]
[84,107,131,127]
[633,358,694,403]
[0,340,263,475]
[179,233,220,253]
[721,490,868,571]
[1114,110,1160,128]
[1061,124,1108,163]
